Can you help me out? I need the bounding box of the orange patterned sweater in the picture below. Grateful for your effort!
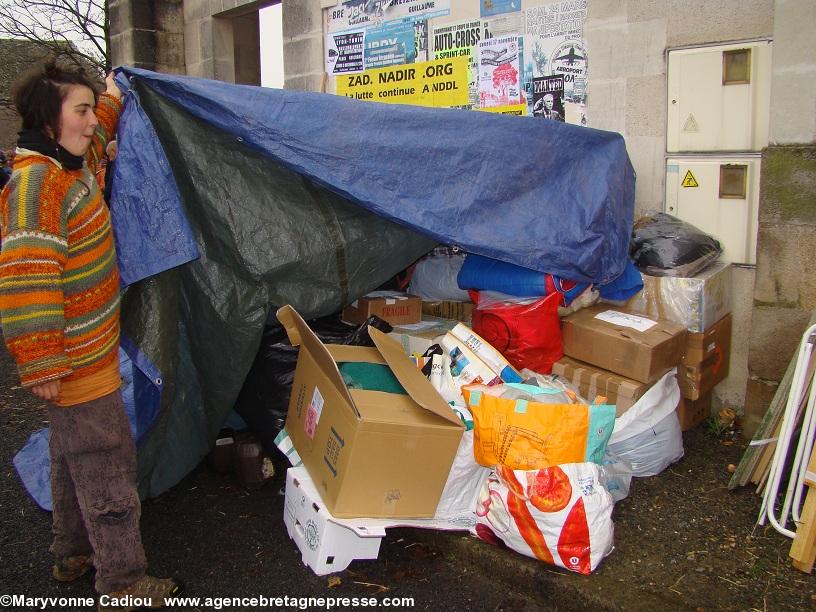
[0,93,122,391]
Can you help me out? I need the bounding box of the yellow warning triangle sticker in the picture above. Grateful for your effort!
[682,170,699,188]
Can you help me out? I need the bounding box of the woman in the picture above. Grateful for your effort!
[0,61,180,611]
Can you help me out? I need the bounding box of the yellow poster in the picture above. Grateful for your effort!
[479,103,527,116]
[336,56,470,108]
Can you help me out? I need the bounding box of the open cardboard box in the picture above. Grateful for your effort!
[277,305,464,518]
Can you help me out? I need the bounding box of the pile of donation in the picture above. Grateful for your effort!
[258,214,733,576]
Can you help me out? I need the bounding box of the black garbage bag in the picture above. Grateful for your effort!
[233,313,393,456]
[630,212,722,277]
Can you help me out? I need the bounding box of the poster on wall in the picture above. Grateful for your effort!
[326,30,366,75]
[524,0,588,125]
[328,0,450,33]
[336,55,470,108]
[480,0,521,18]
[477,35,522,108]
[432,19,485,108]
[478,103,527,115]
[414,20,429,62]
[364,19,417,69]
[531,75,564,120]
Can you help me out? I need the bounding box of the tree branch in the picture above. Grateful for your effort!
[0,0,108,73]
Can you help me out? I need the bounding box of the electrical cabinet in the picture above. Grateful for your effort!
[665,156,761,265]
[667,41,772,153]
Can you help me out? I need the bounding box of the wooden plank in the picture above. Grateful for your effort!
[753,369,815,489]
[751,418,784,485]
[731,352,796,489]
[731,311,816,490]
[791,489,816,572]
[790,445,816,572]
[805,439,816,488]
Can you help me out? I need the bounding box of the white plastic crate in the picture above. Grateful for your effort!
[283,467,385,575]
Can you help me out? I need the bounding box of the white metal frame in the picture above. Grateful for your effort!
[758,324,816,538]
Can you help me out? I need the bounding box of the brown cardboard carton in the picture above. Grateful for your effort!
[676,393,712,431]
[278,305,464,519]
[679,313,732,400]
[551,356,650,417]
[561,306,687,384]
[625,262,731,332]
[421,300,474,323]
[342,292,422,326]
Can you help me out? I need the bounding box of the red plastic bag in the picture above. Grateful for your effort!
[470,290,562,374]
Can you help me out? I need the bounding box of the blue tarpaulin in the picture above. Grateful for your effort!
[17,67,636,501]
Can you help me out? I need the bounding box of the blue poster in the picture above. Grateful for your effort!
[364,19,418,70]
[480,0,521,18]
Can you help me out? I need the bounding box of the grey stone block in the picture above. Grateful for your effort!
[627,0,668,22]
[284,73,324,93]
[759,146,816,226]
[625,74,665,137]
[282,0,321,39]
[747,306,812,381]
[283,35,324,78]
[667,0,773,46]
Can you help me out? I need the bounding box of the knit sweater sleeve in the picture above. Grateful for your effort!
[86,92,123,174]
[0,162,73,387]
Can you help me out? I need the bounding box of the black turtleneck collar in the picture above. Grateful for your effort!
[17,129,84,171]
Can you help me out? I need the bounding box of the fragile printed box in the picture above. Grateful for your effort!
[277,305,464,518]
[551,356,650,417]
[561,306,687,384]
[679,313,732,400]
[389,317,458,357]
[341,291,422,326]
[421,300,474,323]
[283,466,385,576]
[676,392,712,431]
[625,261,731,333]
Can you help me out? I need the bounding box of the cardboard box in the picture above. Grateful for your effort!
[551,356,650,417]
[389,317,458,356]
[676,393,712,431]
[679,313,732,400]
[278,305,464,518]
[421,300,474,323]
[341,291,422,326]
[284,466,385,575]
[625,261,731,333]
[561,306,687,384]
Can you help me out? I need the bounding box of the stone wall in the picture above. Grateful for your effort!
[743,0,816,435]
[584,0,775,412]
[183,0,270,83]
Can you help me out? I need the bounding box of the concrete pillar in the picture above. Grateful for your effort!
[185,0,268,83]
[744,0,816,436]
[108,0,156,70]
[281,0,324,92]
[109,1,185,73]
[155,1,186,74]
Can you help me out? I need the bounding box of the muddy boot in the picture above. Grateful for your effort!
[98,575,183,611]
[52,554,93,582]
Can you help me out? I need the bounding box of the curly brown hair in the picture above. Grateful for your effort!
[12,59,101,141]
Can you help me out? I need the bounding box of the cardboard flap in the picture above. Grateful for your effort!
[276,305,360,418]
[368,327,464,428]
[328,345,385,364]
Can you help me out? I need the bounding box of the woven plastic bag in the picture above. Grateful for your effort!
[472,463,614,574]
[462,384,616,470]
